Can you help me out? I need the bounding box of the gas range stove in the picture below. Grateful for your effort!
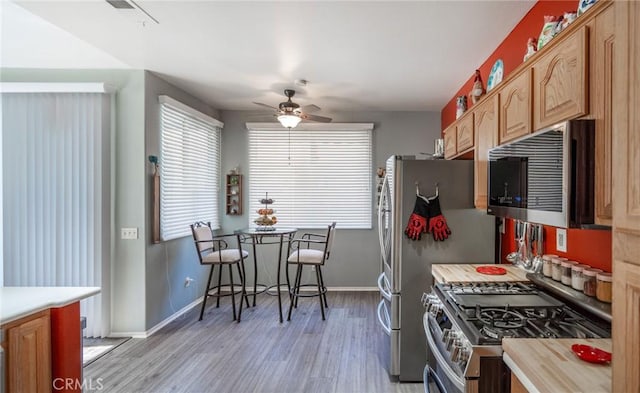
[434,282,611,345]
[421,279,612,393]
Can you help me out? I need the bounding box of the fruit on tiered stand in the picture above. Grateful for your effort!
[255,193,277,230]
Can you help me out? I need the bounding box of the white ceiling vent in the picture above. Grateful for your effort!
[105,0,159,25]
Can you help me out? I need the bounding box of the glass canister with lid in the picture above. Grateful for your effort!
[596,272,613,303]
[583,268,603,297]
[551,257,568,281]
[542,254,558,277]
[571,264,590,291]
[561,260,578,285]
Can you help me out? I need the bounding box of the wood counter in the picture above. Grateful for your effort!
[503,338,612,393]
[432,264,530,284]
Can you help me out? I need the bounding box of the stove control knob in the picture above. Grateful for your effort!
[458,346,470,363]
[450,341,463,362]
[441,328,451,343]
[446,333,459,350]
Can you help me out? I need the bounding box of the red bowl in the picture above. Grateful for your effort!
[571,344,612,364]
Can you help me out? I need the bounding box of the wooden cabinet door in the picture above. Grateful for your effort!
[7,311,52,393]
[499,70,531,144]
[456,113,474,153]
[443,125,457,159]
[533,26,589,130]
[473,96,498,209]
[612,2,640,391]
[592,4,614,226]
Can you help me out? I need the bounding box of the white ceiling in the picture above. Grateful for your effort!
[3,0,535,113]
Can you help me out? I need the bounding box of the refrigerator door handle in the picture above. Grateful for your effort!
[377,299,391,336]
[377,272,392,301]
[377,174,389,264]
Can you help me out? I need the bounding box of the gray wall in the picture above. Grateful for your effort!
[0,68,147,333]
[144,71,221,330]
[219,110,441,288]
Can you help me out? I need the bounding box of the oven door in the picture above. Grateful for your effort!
[423,313,465,393]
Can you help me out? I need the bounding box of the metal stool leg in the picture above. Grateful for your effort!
[287,264,303,321]
[318,266,328,308]
[215,263,223,308]
[199,265,215,321]
[236,263,250,308]
[294,264,304,308]
[229,264,237,321]
[315,267,326,320]
[237,261,248,322]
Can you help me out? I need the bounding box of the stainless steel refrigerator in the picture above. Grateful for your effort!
[376,156,496,381]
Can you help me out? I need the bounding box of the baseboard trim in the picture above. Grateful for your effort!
[110,296,204,339]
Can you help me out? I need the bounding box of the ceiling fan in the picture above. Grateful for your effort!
[253,89,332,128]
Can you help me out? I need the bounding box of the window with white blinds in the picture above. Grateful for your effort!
[248,123,373,229]
[159,96,223,240]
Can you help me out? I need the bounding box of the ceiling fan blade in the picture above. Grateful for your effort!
[253,102,278,110]
[300,113,332,123]
[300,104,321,113]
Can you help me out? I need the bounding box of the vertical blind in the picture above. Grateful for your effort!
[159,97,222,240]
[248,125,373,229]
[2,92,111,338]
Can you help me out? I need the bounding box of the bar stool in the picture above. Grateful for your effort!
[286,222,336,321]
[190,221,249,322]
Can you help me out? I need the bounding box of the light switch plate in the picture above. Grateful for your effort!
[556,228,567,253]
[121,227,138,240]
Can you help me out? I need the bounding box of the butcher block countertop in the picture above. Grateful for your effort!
[503,338,612,393]
[431,264,529,284]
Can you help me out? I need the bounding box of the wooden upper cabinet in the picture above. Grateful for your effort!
[591,3,614,226]
[473,95,498,209]
[533,26,589,130]
[456,113,474,152]
[499,70,532,144]
[612,0,640,236]
[443,124,457,159]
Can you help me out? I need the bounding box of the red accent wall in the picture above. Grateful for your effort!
[441,0,576,129]
[441,0,613,272]
[500,219,612,272]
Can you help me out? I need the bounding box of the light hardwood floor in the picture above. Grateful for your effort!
[84,292,424,393]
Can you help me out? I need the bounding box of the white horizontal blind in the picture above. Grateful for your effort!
[160,100,221,240]
[249,127,372,229]
[2,92,111,337]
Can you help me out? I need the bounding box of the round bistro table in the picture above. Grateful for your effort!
[235,227,297,323]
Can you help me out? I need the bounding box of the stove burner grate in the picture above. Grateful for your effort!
[477,308,526,329]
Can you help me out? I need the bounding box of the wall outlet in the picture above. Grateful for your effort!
[121,227,138,240]
[184,277,195,287]
[556,228,567,253]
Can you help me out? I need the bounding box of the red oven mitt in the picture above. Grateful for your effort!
[405,196,429,240]
[427,196,451,241]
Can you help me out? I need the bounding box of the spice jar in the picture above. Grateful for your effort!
[596,272,613,303]
[551,257,568,281]
[571,264,590,291]
[542,254,558,277]
[583,268,603,297]
[561,260,578,285]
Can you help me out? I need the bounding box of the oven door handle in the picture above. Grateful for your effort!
[377,272,392,301]
[377,299,391,336]
[424,365,446,393]
[424,314,465,391]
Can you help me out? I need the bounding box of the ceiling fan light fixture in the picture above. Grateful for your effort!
[278,114,302,128]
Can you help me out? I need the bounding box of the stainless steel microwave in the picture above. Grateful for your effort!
[487,120,595,228]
